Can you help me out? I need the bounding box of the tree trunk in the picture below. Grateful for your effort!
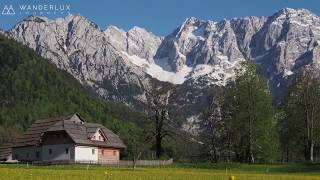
[247,124,255,163]
[132,158,136,170]
[213,147,218,163]
[210,145,218,163]
[132,152,141,170]
[306,140,314,162]
[156,134,162,158]
[286,146,289,162]
[247,116,255,163]
[246,144,255,163]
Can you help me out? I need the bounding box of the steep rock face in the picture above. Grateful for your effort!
[5,8,320,134]
[156,8,320,98]
[155,16,266,86]
[8,15,153,108]
[155,8,320,132]
[104,26,162,63]
[230,16,267,58]
[249,8,320,99]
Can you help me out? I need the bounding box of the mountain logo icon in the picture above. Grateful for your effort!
[2,5,15,15]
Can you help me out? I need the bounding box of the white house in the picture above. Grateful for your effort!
[11,114,126,163]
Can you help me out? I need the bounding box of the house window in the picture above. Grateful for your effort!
[49,149,52,155]
[93,136,95,140]
[92,149,95,154]
[36,151,40,158]
[15,154,18,159]
[113,151,116,156]
[101,150,104,155]
[26,153,29,158]
[65,148,69,154]
[99,136,101,141]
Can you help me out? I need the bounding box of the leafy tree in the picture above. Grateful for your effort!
[224,62,277,163]
[281,67,320,162]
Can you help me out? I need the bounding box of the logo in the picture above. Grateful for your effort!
[2,5,15,15]
[1,4,71,16]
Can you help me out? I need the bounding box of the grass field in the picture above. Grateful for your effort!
[0,163,320,180]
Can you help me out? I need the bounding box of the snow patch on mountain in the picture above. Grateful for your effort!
[105,25,162,63]
[122,51,192,84]
[123,49,241,86]
[284,69,294,77]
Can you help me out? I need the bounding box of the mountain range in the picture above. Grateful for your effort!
[3,8,320,134]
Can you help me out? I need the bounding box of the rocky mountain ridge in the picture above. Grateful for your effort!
[4,8,320,133]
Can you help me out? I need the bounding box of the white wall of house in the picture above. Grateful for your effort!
[12,146,41,161]
[42,144,74,161]
[74,146,98,162]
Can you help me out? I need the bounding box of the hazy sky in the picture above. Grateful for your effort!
[0,0,319,36]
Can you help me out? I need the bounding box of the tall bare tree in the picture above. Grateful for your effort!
[146,89,175,158]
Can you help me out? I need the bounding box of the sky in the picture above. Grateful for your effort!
[0,0,319,36]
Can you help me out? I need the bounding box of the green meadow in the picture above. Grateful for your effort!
[0,163,320,180]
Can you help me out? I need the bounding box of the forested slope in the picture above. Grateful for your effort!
[0,35,144,156]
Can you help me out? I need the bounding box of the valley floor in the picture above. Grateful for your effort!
[0,163,319,179]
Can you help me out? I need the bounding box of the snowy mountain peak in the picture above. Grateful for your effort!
[4,8,320,130]
[270,8,318,25]
[104,25,162,63]
[277,8,313,16]
[129,26,149,33]
[4,8,320,104]
[63,13,85,20]
[15,14,101,35]
[175,17,214,38]
[22,16,49,23]
[65,14,100,29]
[184,17,205,25]
[105,25,124,32]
